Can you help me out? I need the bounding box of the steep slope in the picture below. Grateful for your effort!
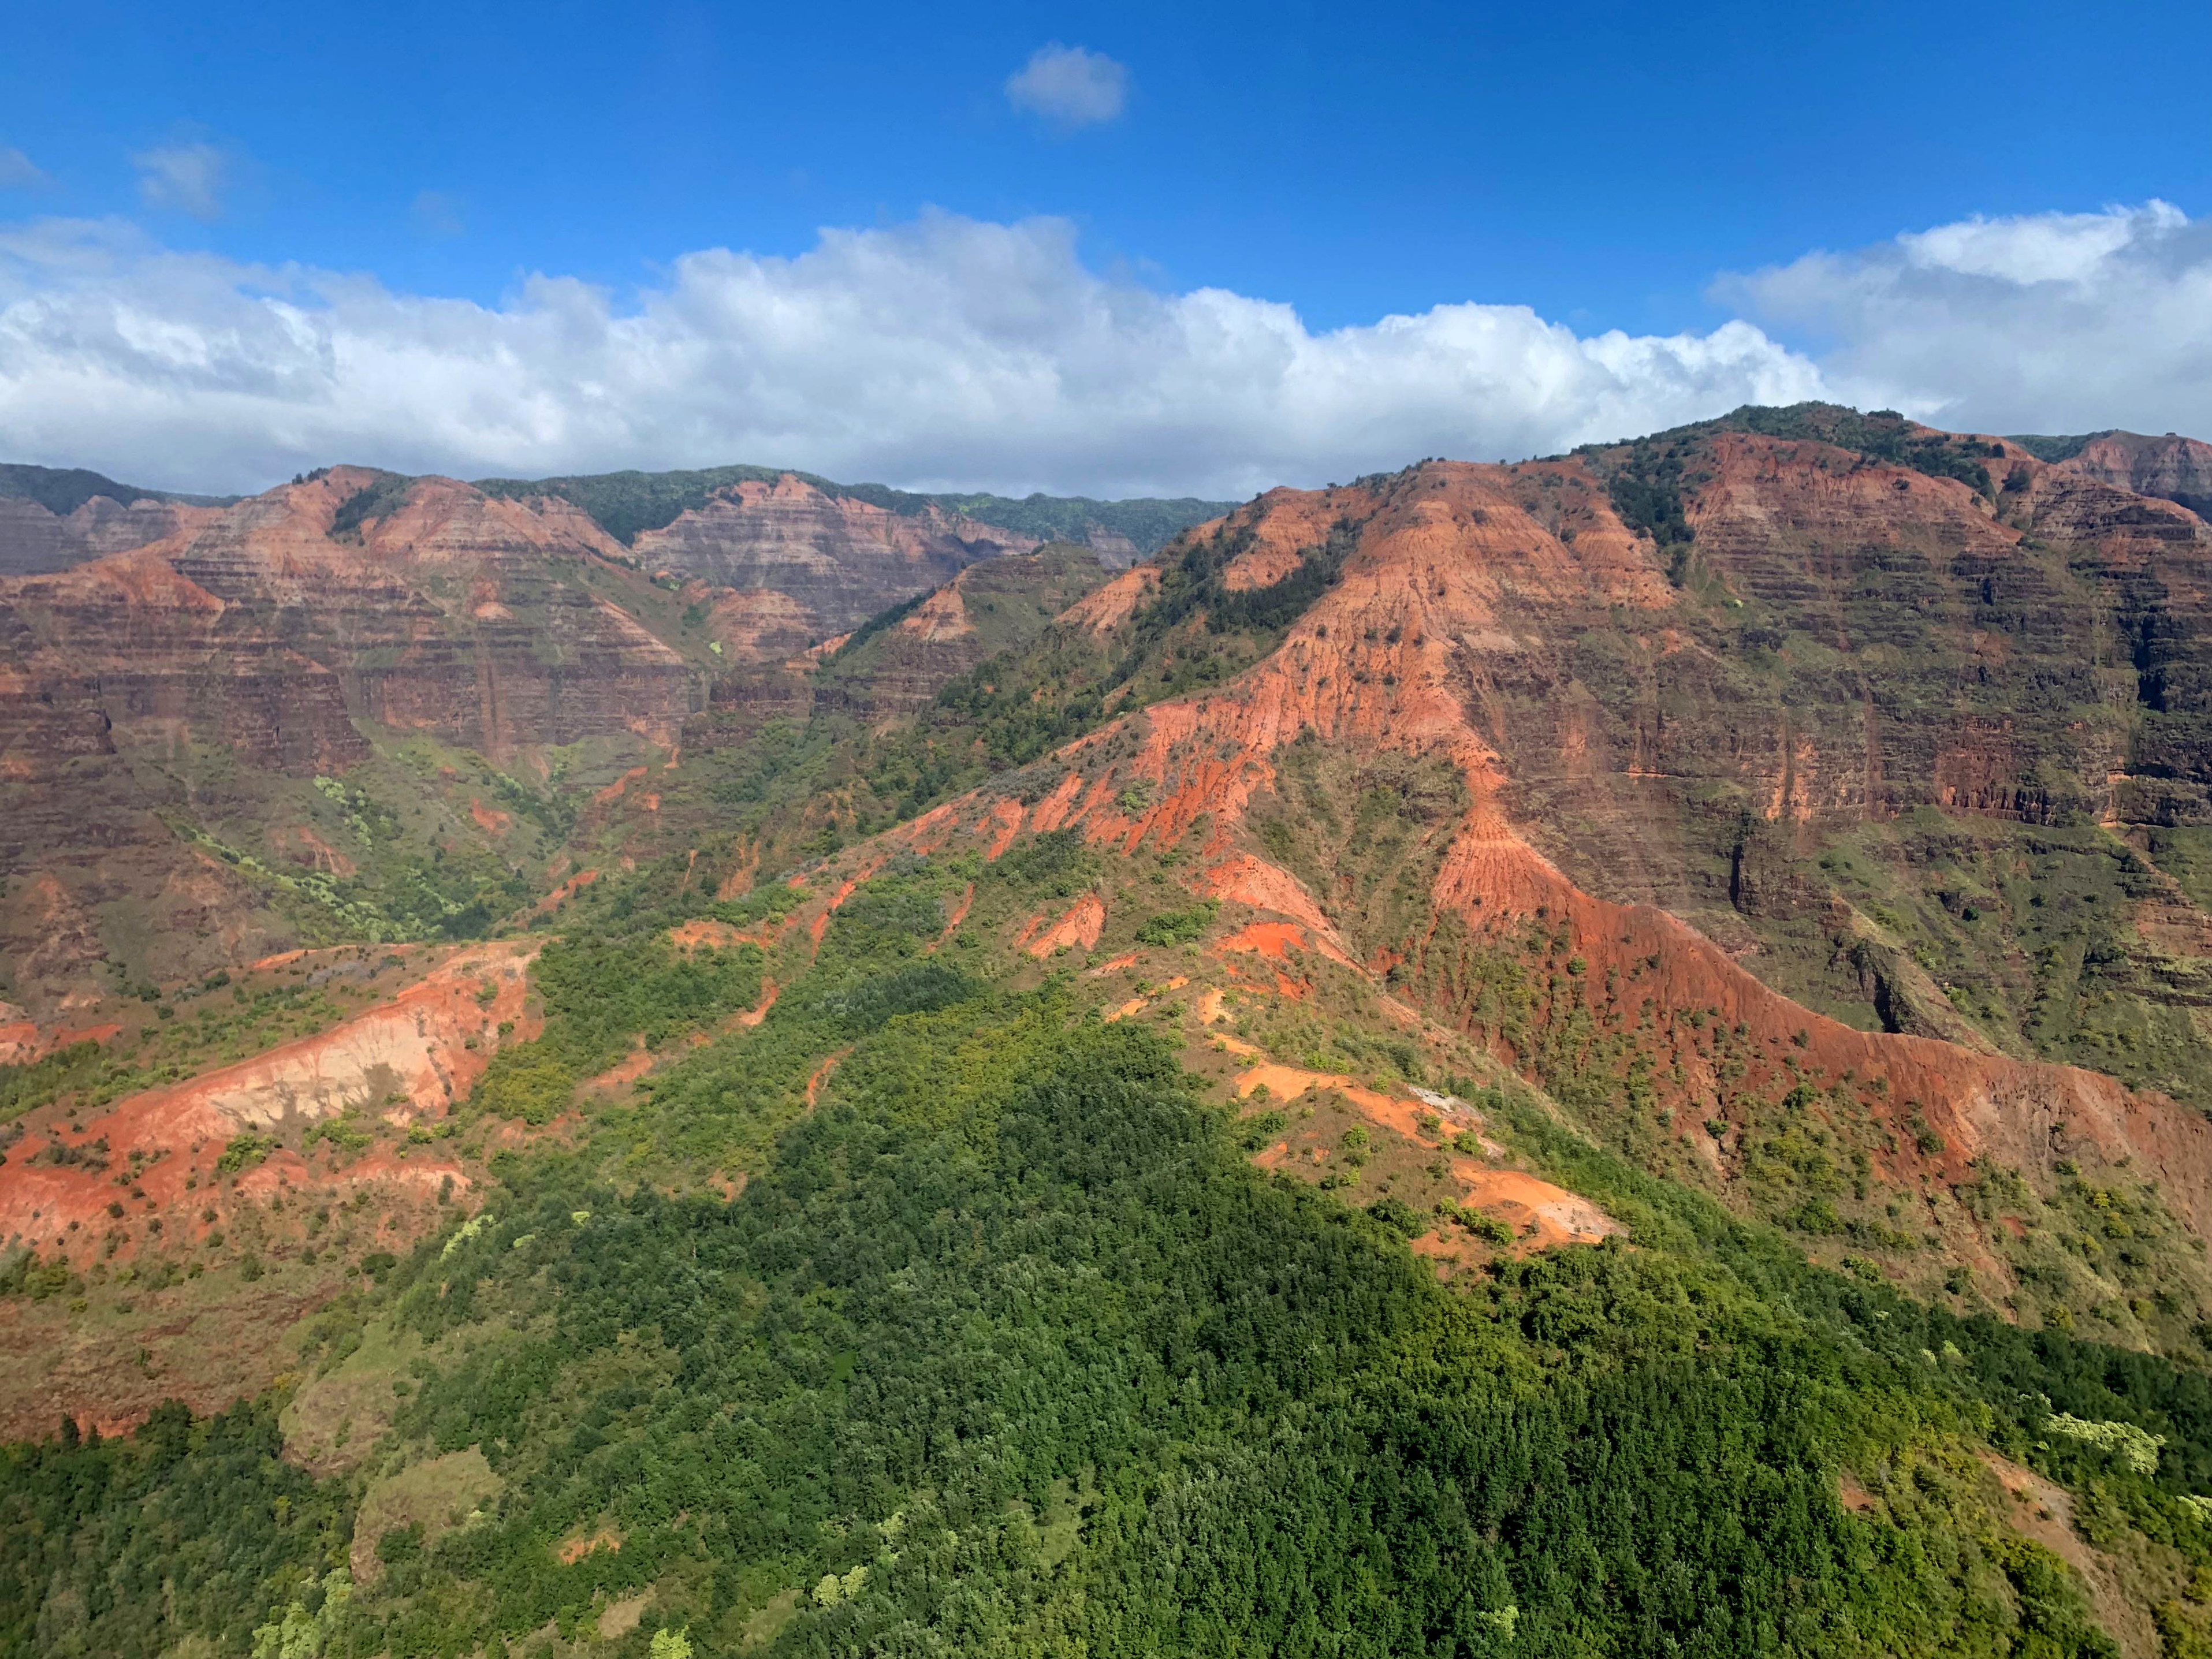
[2054,431,2212,520]
[0,468,699,1009]
[0,464,232,577]
[17,412,2212,1659]
[806,543,1111,721]
[620,474,1036,645]
[811,446,2212,1352]
[571,545,1114,874]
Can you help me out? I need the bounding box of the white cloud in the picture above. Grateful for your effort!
[1006,44,1129,129]
[0,211,1830,498]
[0,148,44,190]
[132,141,232,222]
[1725,200,2212,436]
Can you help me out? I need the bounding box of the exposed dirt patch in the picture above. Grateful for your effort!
[584,1043,655,1094]
[1454,1167,1622,1248]
[1103,976,1187,1024]
[1978,1452,2153,1659]
[1025,893,1106,957]
[594,766,647,807]
[668,918,776,952]
[558,1527,623,1565]
[1216,920,1308,960]
[0,941,534,1263]
[535,867,599,914]
[806,1050,847,1108]
[1228,1046,1618,1251]
[932,882,975,948]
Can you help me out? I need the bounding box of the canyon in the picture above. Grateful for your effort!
[11,407,2212,1656]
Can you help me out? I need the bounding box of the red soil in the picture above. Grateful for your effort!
[0,1015,123,1067]
[805,1050,847,1107]
[1216,920,1307,960]
[732,981,779,1028]
[1025,893,1106,957]
[535,867,599,912]
[668,918,777,952]
[593,766,647,807]
[0,942,537,1265]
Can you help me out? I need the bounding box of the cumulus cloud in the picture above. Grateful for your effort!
[1725,199,2212,437]
[0,210,1830,497]
[0,148,44,190]
[132,140,232,222]
[1006,44,1129,129]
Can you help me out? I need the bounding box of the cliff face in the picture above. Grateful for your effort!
[0,469,695,778]
[0,470,701,1006]
[0,494,220,577]
[807,544,1108,721]
[815,434,2212,1344]
[2059,431,2212,521]
[630,474,1041,644]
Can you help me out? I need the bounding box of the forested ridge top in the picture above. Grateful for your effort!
[0,461,236,515]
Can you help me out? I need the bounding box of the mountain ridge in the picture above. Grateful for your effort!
[0,457,1233,580]
[12,406,2212,1657]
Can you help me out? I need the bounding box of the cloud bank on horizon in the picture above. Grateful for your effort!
[0,200,2204,499]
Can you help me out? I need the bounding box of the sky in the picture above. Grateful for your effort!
[2,0,2210,498]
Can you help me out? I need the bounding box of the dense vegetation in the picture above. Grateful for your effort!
[1713,404,2009,494]
[2005,433,2113,465]
[329,471,416,539]
[8,844,2212,1656]
[0,461,232,515]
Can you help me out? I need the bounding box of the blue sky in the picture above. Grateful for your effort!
[3,0,2210,494]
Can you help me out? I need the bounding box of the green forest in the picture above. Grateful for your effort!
[6,849,2211,1657]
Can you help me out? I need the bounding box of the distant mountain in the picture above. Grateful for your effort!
[0,457,1230,582]
[0,464,238,576]
[0,464,236,517]
[472,462,1230,560]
